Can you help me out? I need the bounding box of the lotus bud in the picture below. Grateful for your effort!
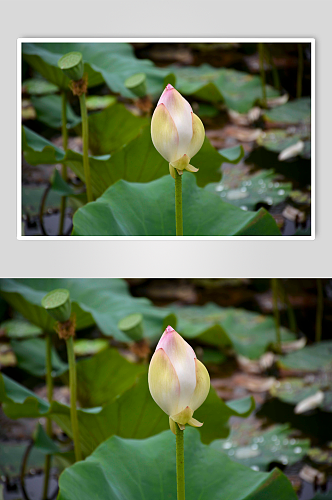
[148,326,210,434]
[151,85,205,179]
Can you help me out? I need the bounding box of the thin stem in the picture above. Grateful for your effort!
[79,93,93,203]
[271,278,281,352]
[20,440,34,500]
[316,279,324,342]
[258,43,267,107]
[264,45,281,91]
[279,281,297,333]
[174,170,183,236]
[66,336,82,462]
[175,424,185,500]
[58,91,68,236]
[43,332,53,499]
[39,184,51,236]
[297,43,304,99]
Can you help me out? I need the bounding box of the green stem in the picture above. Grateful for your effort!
[66,336,82,462]
[297,43,303,99]
[271,278,281,352]
[79,93,93,203]
[279,281,297,333]
[43,332,53,499]
[316,279,324,342]
[258,43,267,107]
[174,170,183,236]
[59,91,68,236]
[264,45,280,91]
[175,424,185,500]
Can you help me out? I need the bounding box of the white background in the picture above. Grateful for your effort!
[1,0,331,277]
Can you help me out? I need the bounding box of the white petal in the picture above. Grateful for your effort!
[151,103,179,162]
[148,347,180,416]
[186,113,205,159]
[158,85,193,160]
[189,359,210,412]
[156,326,196,412]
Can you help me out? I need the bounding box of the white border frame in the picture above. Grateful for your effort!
[17,38,315,241]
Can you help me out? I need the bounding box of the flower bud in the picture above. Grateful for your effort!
[151,85,205,178]
[148,326,210,434]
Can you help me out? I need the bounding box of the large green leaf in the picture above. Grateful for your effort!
[74,102,149,155]
[0,278,167,340]
[22,42,167,96]
[57,428,297,500]
[72,174,281,236]
[22,125,225,195]
[74,348,146,408]
[278,341,332,372]
[168,302,296,359]
[0,372,254,456]
[10,338,68,377]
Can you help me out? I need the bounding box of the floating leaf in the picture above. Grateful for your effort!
[263,98,311,124]
[73,338,109,357]
[0,441,45,479]
[0,319,43,339]
[278,341,332,373]
[206,168,292,210]
[257,129,310,159]
[22,184,62,217]
[57,428,297,500]
[72,174,281,236]
[211,423,310,471]
[85,95,117,110]
[23,78,59,95]
[173,65,279,113]
[168,302,295,359]
[271,377,332,413]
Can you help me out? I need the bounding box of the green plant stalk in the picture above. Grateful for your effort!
[271,278,281,351]
[79,93,93,203]
[43,332,53,499]
[59,91,69,236]
[316,279,324,342]
[66,336,82,462]
[278,281,297,333]
[258,43,267,107]
[176,424,185,500]
[264,45,281,91]
[174,170,183,236]
[297,43,304,99]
